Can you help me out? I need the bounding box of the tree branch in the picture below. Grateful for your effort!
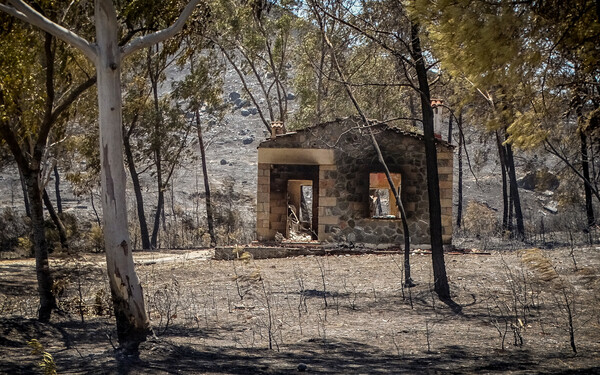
[121,0,201,58]
[1,0,96,61]
[435,103,479,186]
[0,90,29,170]
[313,1,413,67]
[50,75,97,124]
[545,139,600,203]
[216,42,272,132]
[312,1,413,271]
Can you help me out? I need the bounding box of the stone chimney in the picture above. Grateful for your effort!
[270,121,286,139]
[431,99,443,138]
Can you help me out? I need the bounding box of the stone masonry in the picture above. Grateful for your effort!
[256,117,454,246]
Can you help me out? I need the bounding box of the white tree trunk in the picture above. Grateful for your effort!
[1,0,201,353]
[95,0,149,351]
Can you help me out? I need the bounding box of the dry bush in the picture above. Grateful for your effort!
[520,248,584,353]
[148,277,182,334]
[482,255,541,350]
[0,208,32,258]
[87,224,104,252]
[463,201,499,239]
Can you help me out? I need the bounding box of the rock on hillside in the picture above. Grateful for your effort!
[0,56,570,248]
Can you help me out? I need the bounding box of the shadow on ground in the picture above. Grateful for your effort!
[2,318,599,375]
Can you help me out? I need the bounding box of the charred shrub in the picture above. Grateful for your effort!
[463,201,499,238]
[0,208,32,258]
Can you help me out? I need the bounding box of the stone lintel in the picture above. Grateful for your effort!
[258,148,334,165]
[320,197,337,207]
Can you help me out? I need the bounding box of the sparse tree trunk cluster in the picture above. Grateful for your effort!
[0,0,202,352]
[0,24,95,320]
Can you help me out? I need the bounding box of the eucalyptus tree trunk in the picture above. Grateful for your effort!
[124,130,151,250]
[411,21,449,299]
[496,131,509,232]
[447,111,453,144]
[581,131,595,227]
[25,170,56,322]
[0,126,56,321]
[151,166,164,248]
[456,113,463,228]
[95,0,149,352]
[53,164,62,213]
[42,189,68,250]
[18,168,31,217]
[315,33,327,124]
[409,94,418,129]
[195,110,216,247]
[1,0,204,352]
[504,140,525,240]
[147,46,165,249]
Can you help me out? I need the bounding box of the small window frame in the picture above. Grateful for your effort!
[369,172,401,219]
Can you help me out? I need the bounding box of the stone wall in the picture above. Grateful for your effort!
[256,163,271,240]
[256,117,453,245]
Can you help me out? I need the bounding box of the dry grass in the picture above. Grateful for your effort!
[1,247,599,374]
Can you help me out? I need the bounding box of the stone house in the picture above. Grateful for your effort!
[256,117,454,247]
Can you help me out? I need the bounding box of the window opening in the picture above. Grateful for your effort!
[369,172,401,218]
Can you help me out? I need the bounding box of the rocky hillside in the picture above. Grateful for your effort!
[0,58,578,250]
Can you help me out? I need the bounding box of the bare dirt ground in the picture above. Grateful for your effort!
[1,246,599,374]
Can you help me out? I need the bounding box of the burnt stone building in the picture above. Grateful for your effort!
[256,117,454,247]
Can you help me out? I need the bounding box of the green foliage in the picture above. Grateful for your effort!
[291,1,414,129]
[209,0,298,126]
[411,0,599,150]
[17,237,33,255]
[27,339,57,375]
[1,1,95,144]
[0,17,45,137]
[171,52,224,116]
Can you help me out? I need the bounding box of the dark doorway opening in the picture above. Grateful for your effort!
[270,164,319,241]
[287,180,314,240]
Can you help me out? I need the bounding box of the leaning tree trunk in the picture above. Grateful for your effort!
[411,22,450,299]
[95,0,149,353]
[504,139,525,240]
[581,131,595,227]
[124,133,151,250]
[53,165,62,214]
[24,170,56,322]
[369,131,414,286]
[456,113,463,228]
[312,7,415,285]
[496,131,509,232]
[18,168,31,217]
[42,189,68,250]
[195,110,216,246]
